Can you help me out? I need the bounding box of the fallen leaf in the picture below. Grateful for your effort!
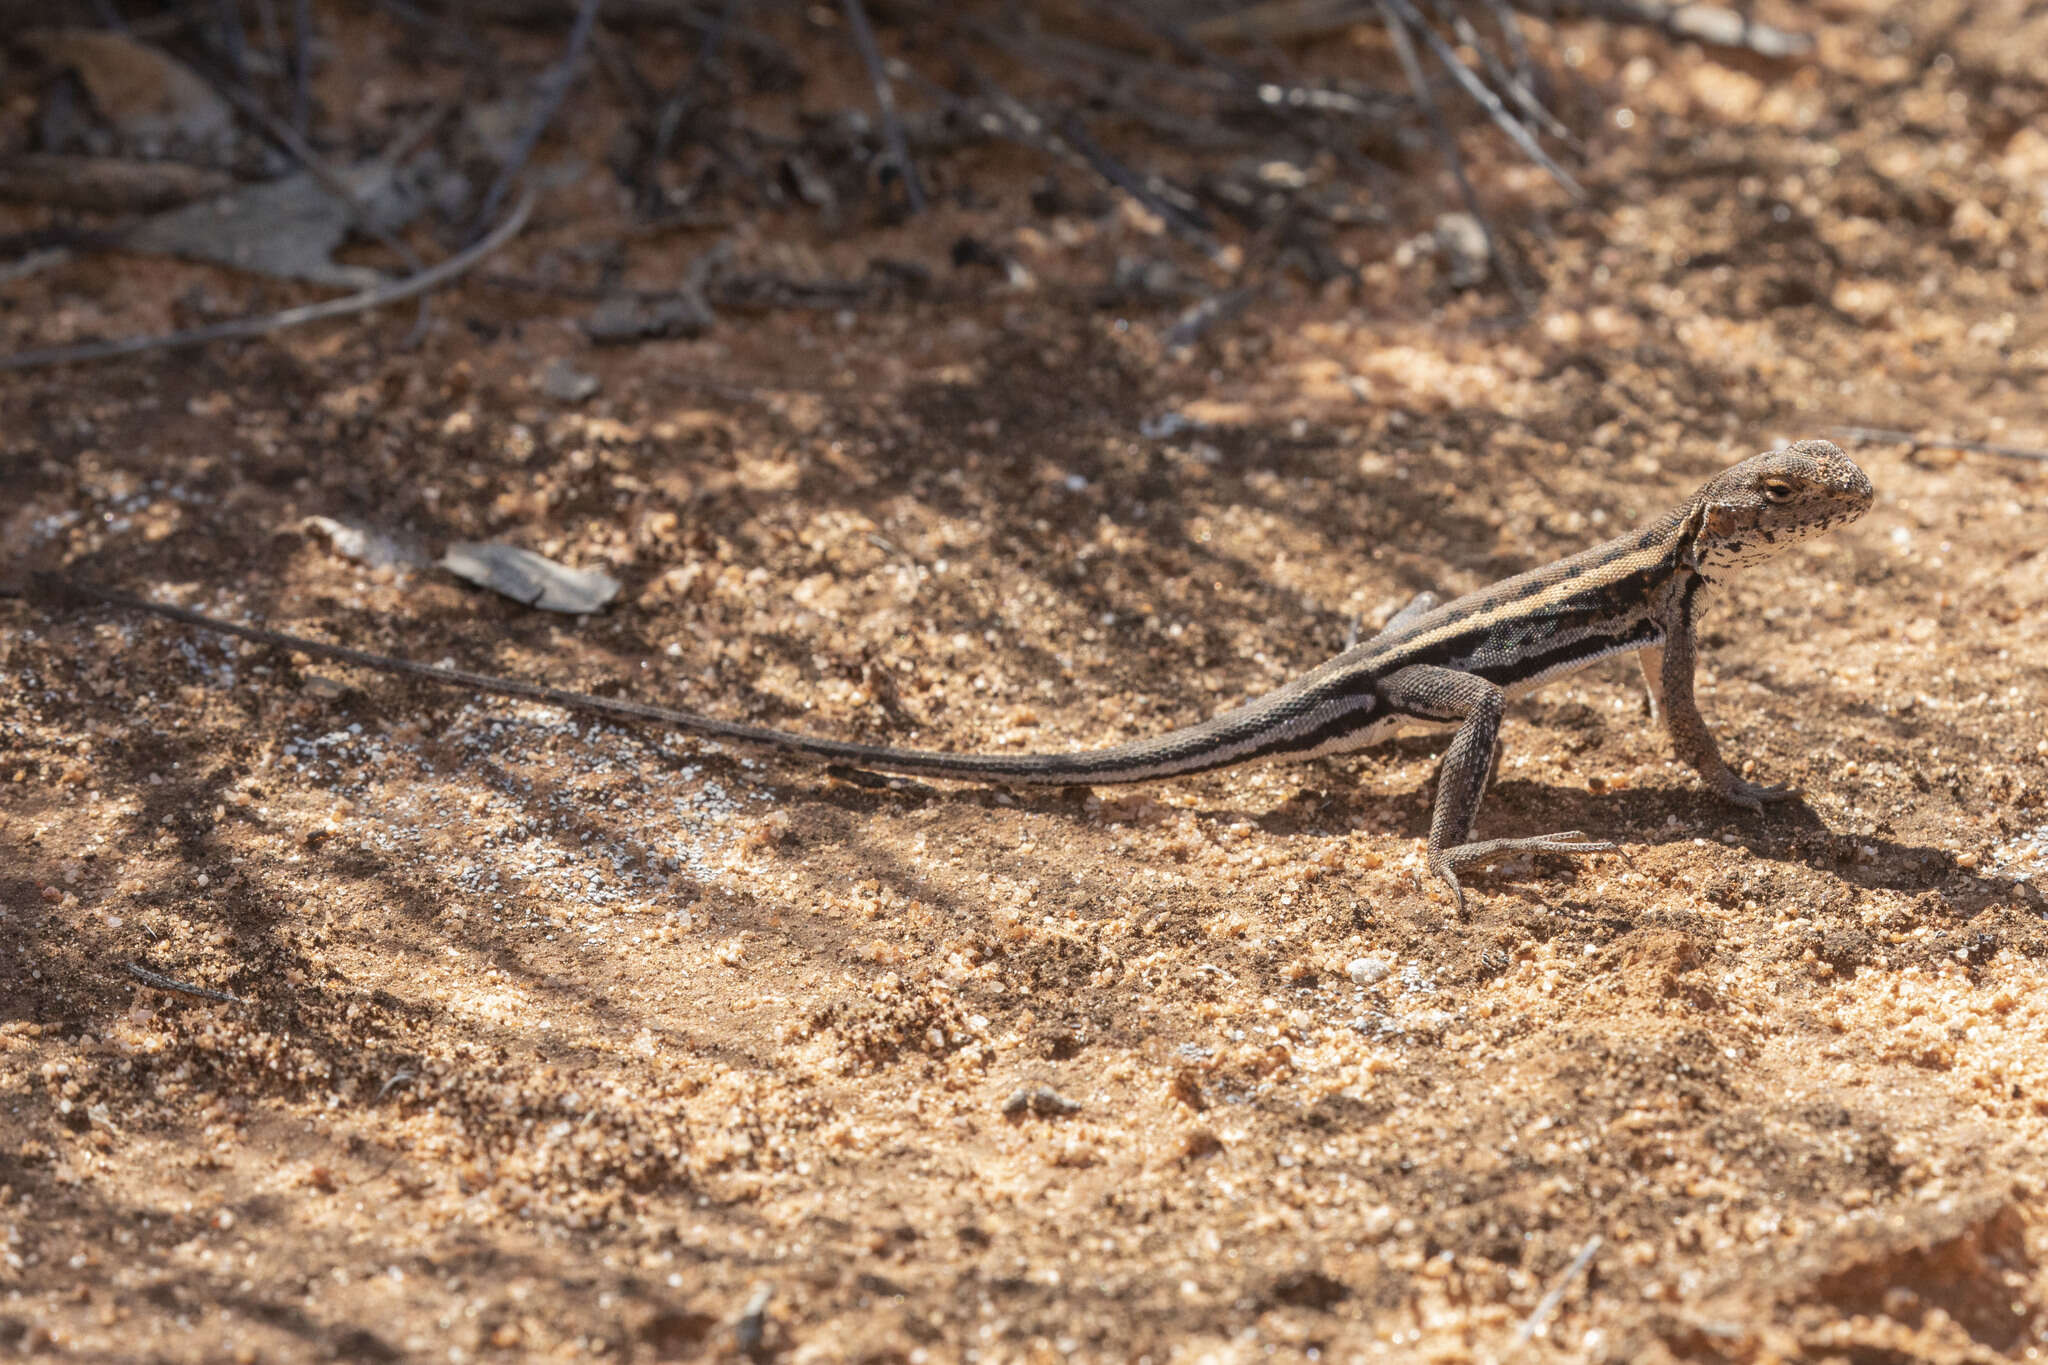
[302,516,433,571]
[122,161,433,288]
[439,543,620,614]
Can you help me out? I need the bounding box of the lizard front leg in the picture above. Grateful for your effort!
[1379,665,1613,916]
[1652,595,1799,809]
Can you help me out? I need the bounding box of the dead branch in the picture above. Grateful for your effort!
[1832,426,2048,464]
[0,189,534,372]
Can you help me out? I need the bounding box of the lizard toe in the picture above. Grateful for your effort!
[1526,832,1617,854]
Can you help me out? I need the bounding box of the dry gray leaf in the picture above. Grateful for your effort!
[439,543,620,614]
[122,161,433,288]
[584,292,714,344]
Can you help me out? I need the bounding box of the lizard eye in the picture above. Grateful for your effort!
[1761,479,1796,503]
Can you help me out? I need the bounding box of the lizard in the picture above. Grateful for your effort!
[27,438,1873,914]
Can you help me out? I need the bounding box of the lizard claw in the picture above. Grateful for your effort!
[1414,865,1468,918]
[1438,867,1467,919]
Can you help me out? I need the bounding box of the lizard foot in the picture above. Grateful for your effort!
[1429,832,1618,916]
[1711,776,1802,811]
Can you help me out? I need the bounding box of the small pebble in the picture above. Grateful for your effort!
[1433,212,1491,288]
[1002,1085,1082,1118]
[538,356,600,403]
[1347,956,1390,986]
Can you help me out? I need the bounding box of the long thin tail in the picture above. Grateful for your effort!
[31,573,1357,786]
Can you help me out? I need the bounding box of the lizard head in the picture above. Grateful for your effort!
[1691,439,1873,572]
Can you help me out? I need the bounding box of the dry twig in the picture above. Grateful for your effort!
[1514,1234,1602,1346]
[1833,425,2048,464]
[1428,0,1576,148]
[0,189,534,371]
[1574,0,1811,58]
[475,0,602,230]
[124,962,245,1006]
[1384,0,1580,197]
[841,0,926,214]
[646,0,739,172]
[1376,0,1532,312]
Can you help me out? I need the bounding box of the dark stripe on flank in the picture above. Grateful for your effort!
[1399,560,1670,672]
[1235,691,1386,766]
[1472,619,1661,688]
[1073,685,1387,778]
[974,682,1390,783]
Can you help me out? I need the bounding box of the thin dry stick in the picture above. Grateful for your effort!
[124,962,245,1006]
[0,190,533,372]
[1482,0,1541,96]
[1833,425,2048,463]
[1384,0,1581,197]
[840,0,927,214]
[475,0,602,231]
[0,247,73,286]
[201,74,431,275]
[216,0,249,83]
[1055,114,1217,251]
[649,0,739,166]
[944,39,1216,251]
[1433,0,1575,147]
[589,23,659,116]
[1376,0,1532,313]
[1101,0,1258,91]
[1514,1234,1601,1347]
[254,0,286,71]
[1580,0,1811,59]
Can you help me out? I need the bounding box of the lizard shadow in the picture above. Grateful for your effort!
[785,747,2015,915]
[0,629,808,1087]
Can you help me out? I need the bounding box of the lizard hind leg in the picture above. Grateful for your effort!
[1381,663,1616,916]
[1381,590,1442,634]
[1346,590,1441,651]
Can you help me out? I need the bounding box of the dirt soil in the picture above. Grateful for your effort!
[6,3,2048,1361]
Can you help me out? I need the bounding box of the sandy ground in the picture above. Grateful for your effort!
[5,2,2048,1361]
